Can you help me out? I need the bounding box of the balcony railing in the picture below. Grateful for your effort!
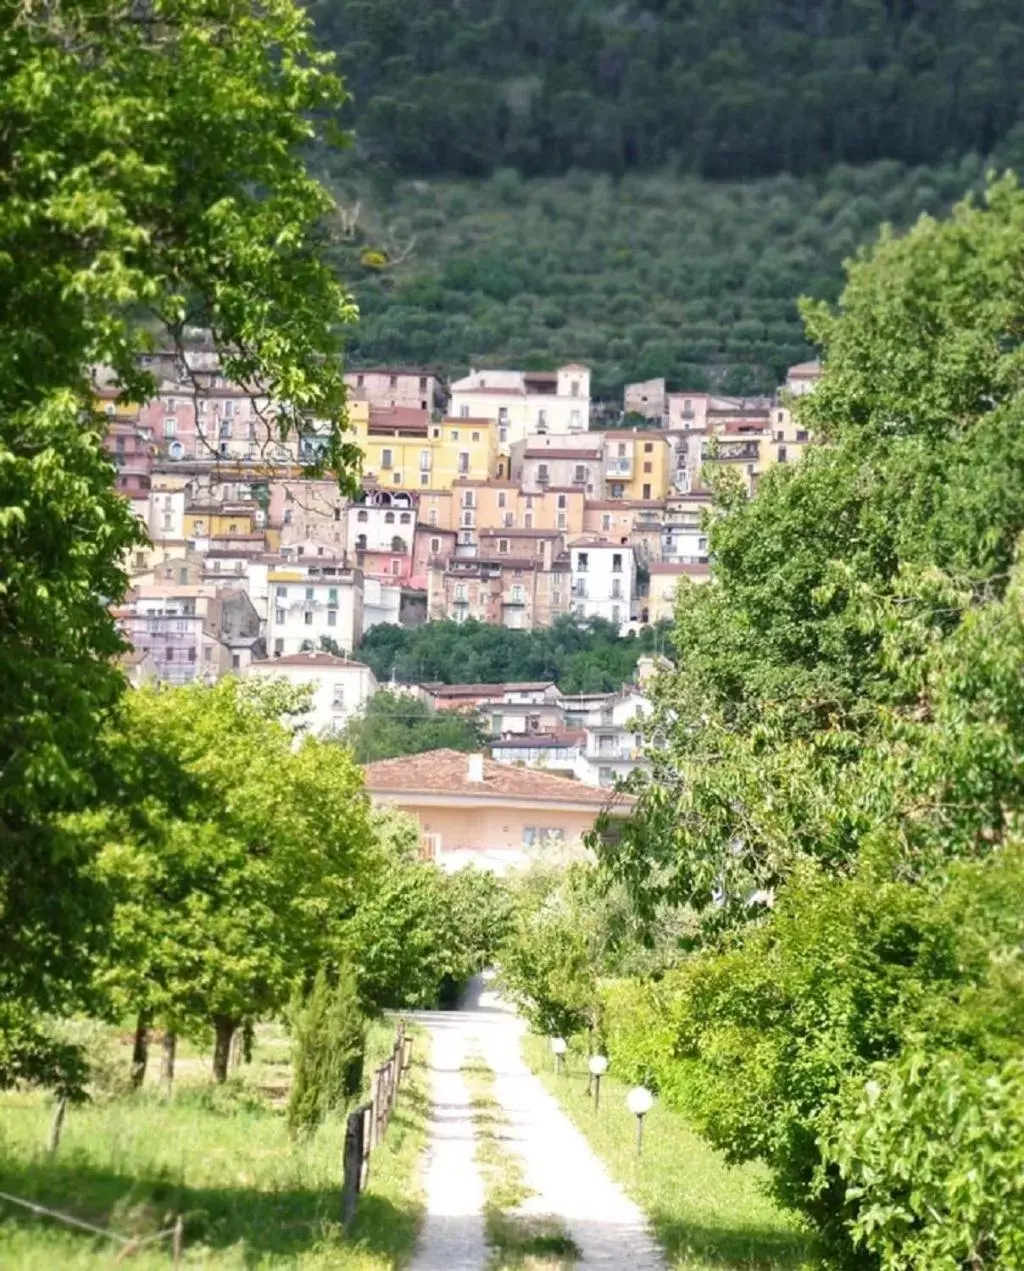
[702,441,760,462]
[605,457,632,476]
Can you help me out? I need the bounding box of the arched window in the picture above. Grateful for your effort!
[399,512,411,524]
[356,533,367,550]
[356,509,368,522]
[391,536,407,553]
[384,511,395,524]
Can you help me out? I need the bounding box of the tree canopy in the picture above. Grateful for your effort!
[342,691,486,763]
[0,0,359,1084]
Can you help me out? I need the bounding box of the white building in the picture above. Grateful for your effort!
[347,489,417,555]
[570,541,636,631]
[266,560,363,658]
[489,732,584,776]
[245,651,377,736]
[449,364,591,452]
[147,487,186,543]
[575,688,652,788]
[363,576,402,629]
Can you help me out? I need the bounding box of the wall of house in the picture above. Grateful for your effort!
[374,799,599,860]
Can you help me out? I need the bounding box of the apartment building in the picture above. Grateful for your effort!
[648,561,711,622]
[576,688,652,788]
[116,585,262,684]
[348,489,417,584]
[601,430,672,502]
[246,650,378,735]
[449,364,591,451]
[570,540,637,629]
[353,406,498,491]
[514,438,604,499]
[265,559,363,658]
[343,367,442,412]
[428,549,570,630]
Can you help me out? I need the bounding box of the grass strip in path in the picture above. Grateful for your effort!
[520,1035,812,1271]
[0,1021,430,1270]
[462,1054,580,1271]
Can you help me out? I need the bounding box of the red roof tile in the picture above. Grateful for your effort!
[363,748,626,807]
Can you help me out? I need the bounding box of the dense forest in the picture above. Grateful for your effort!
[357,617,671,692]
[328,156,1005,395]
[311,0,1024,180]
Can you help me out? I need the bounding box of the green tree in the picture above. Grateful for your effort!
[288,965,365,1135]
[342,690,486,763]
[0,0,361,1084]
[91,680,375,1081]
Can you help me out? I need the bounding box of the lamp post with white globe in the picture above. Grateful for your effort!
[550,1036,567,1076]
[588,1054,609,1111]
[627,1086,654,1156]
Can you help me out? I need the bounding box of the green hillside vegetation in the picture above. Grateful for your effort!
[310,0,1024,181]
[326,154,1012,394]
[357,617,671,692]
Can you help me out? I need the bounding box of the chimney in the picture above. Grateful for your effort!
[467,753,485,783]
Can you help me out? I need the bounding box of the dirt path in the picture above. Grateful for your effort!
[408,978,665,1270]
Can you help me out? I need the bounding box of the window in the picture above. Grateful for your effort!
[461,490,475,508]
[355,374,364,387]
[165,647,174,662]
[610,483,624,498]
[389,374,398,388]
[219,420,231,440]
[419,449,431,471]
[504,512,514,527]
[430,536,440,553]
[274,605,286,624]
[524,512,533,528]
[162,514,172,531]
[276,585,287,598]
[381,448,393,469]
[778,446,788,463]
[642,483,651,499]
[498,406,509,423]
[332,685,345,708]
[383,511,394,525]
[537,409,548,429]
[602,513,611,531]
[334,507,342,521]
[644,441,653,453]
[511,584,524,603]
[390,558,401,576]
[557,512,566,530]
[400,512,411,524]
[454,583,468,602]
[497,491,507,509]
[523,827,564,847]
[538,464,549,482]
[179,568,188,584]
[212,559,221,573]
[643,461,652,474]
[458,451,470,474]
[612,553,623,572]
[163,417,177,438]
[304,611,313,626]
[428,508,438,526]
[458,407,469,419]
[392,472,401,484]
[432,427,440,439]
[577,552,588,573]
[419,376,428,391]
[391,535,406,552]
[570,409,581,429]
[356,509,368,522]
[612,604,621,624]
[498,538,509,554]
[303,586,313,600]
[420,472,429,486]
[618,442,626,457]
[327,609,337,626]
[612,578,622,599]
[231,653,241,669]
[274,638,284,655]
[573,465,586,483]
[356,533,367,550]
[328,587,339,607]
[570,379,580,397]
[471,431,480,442]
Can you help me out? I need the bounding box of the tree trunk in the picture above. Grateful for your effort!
[160,1030,177,1098]
[130,1010,150,1090]
[212,1016,237,1083]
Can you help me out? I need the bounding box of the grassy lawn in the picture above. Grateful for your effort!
[0,1019,429,1269]
[521,1035,812,1271]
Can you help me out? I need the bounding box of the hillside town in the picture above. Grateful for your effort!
[103,347,820,686]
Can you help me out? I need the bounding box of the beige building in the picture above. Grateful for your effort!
[450,364,591,452]
[514,438,604,499]
[362,748,628,873]
[624,377,666,422]
[428,545,570,630]
[344,367,441,413]
[245,650,378,735]
[648,561,712,622]
[266,559,363,658]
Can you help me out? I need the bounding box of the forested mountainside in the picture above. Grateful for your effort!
[327,155,1002,395]
[310,0,1024,179]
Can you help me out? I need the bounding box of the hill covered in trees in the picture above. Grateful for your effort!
[312,0,1024,181]
[328,155,1005,395]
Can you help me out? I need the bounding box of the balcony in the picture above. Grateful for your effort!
[605,457,632,477]
[503,591,527,606]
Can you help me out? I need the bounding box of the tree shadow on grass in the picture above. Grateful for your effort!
[650,1211,812,1270]
[0,1118,419,1266]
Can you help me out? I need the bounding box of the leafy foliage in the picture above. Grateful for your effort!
[328,156,1014,395]
[342,690,486,762]
[313,1,1024,181]
[0,0,359,1084]
[357,616,670,692]
[287,965,366,1135]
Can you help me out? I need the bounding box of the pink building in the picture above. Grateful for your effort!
[362,748,630,872]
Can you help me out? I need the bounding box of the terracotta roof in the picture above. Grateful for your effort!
[363,748,621,807]
[788,360,822,377]
[423,681,556,697]
[251,652,369,670]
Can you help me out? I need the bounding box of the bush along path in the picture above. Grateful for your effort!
[407,977,665,1271]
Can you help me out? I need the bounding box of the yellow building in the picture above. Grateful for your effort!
[352,404,499,492]
[601,431,671,502]
[183,505,257,539]
[647,561,711,622]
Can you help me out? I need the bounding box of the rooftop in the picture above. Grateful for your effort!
[251,652,370,670]
[363,748,620,807]
[423,681,557,697]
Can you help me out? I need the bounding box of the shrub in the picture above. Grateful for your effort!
[287,965,365,1135]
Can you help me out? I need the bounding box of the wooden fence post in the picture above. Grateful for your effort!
[341,1107,364,1232]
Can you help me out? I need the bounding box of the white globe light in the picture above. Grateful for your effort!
[627,1086,653,1116]
[588,1054,609,1076]
[550,1037,567,1055]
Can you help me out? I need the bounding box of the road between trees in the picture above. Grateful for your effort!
[407,977,665,1271]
